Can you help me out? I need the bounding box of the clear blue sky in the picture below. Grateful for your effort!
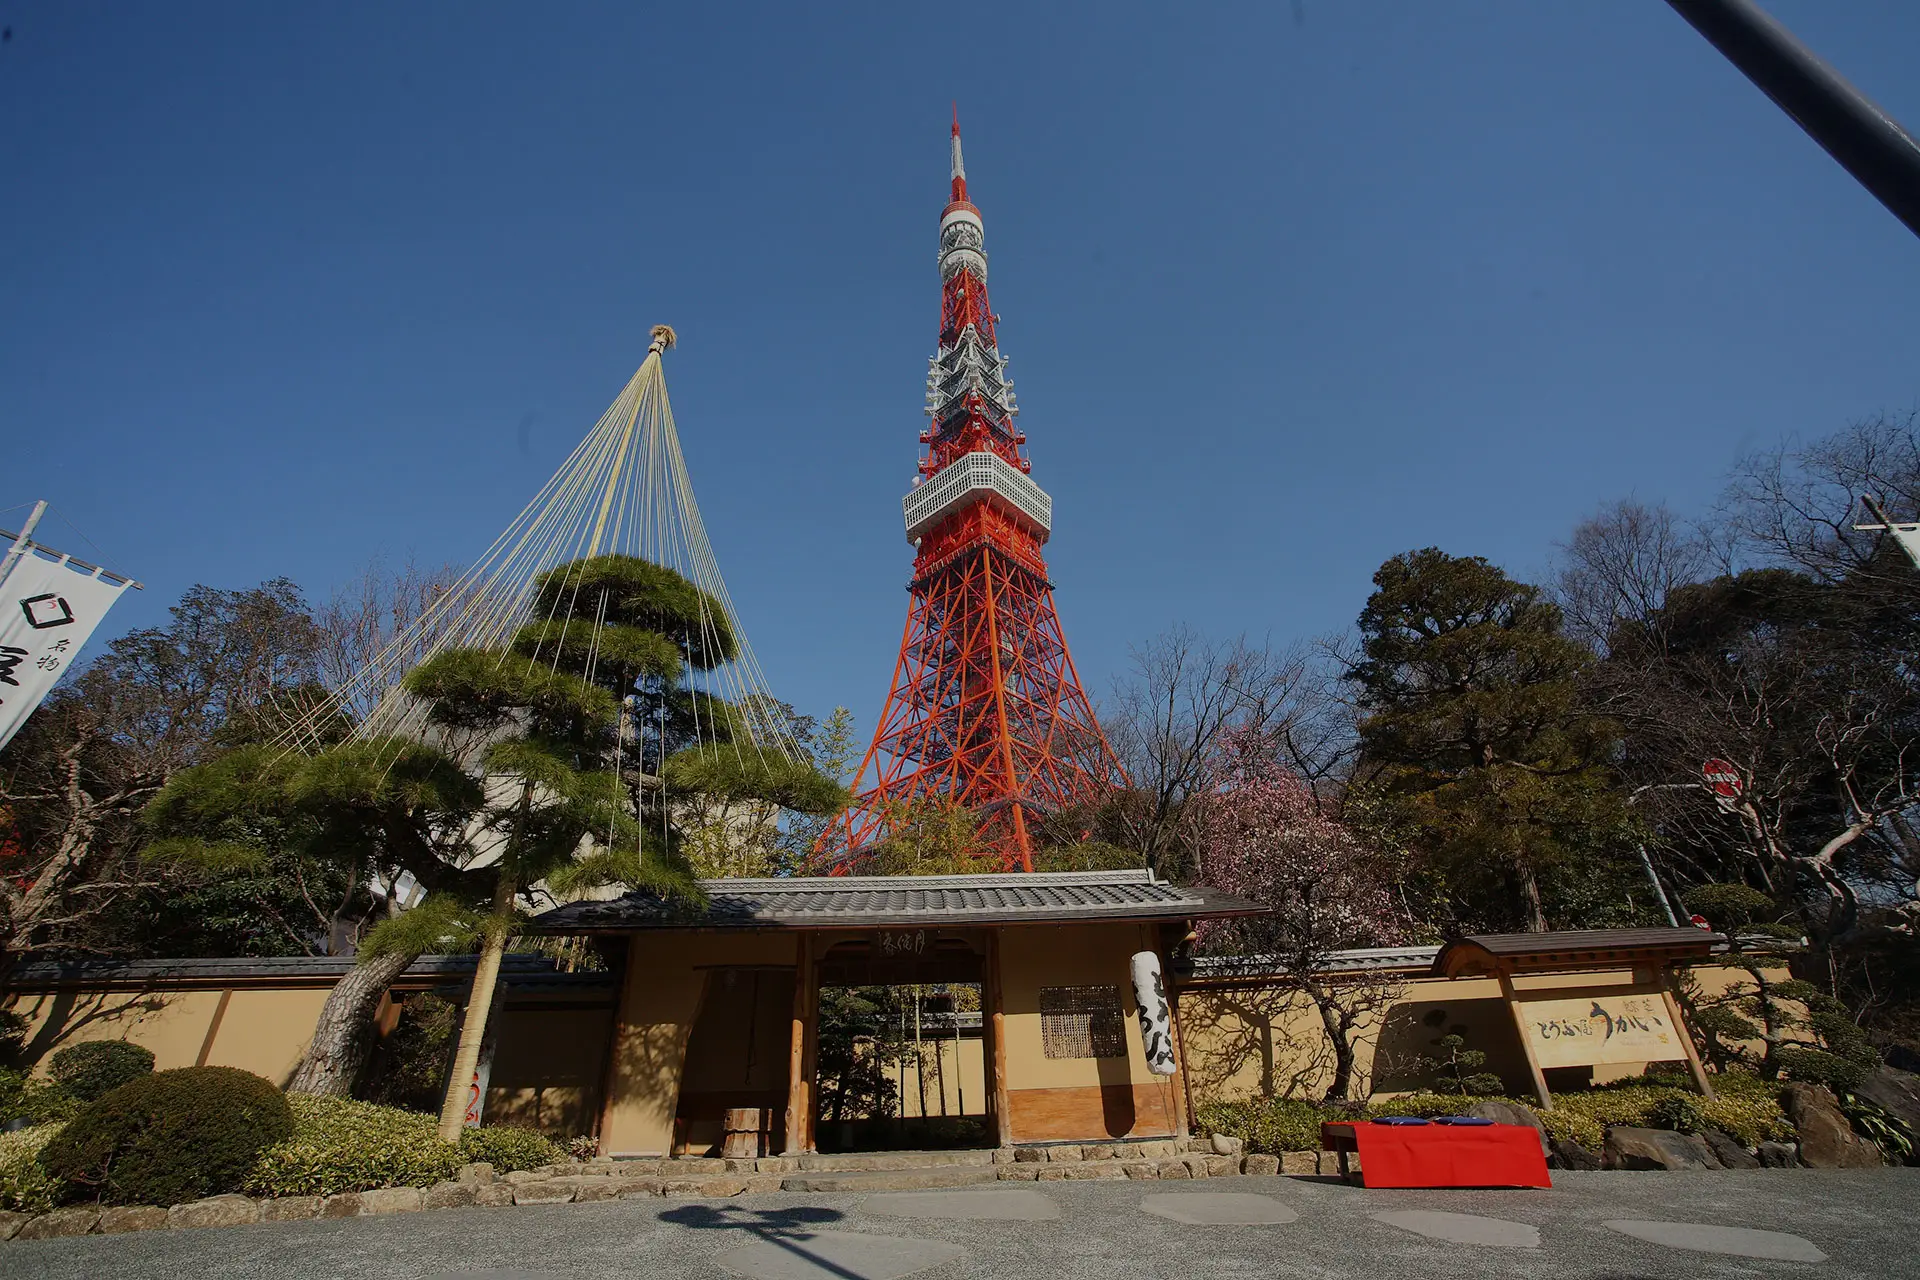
[5,2,1918,740]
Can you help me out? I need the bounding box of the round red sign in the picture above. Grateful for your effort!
[1702,758,1742,799]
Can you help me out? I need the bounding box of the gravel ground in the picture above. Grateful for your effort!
[1,1169,1911,1280]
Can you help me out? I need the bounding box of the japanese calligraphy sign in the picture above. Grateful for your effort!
[1520,992,1680,1069]
[0,552,131,751]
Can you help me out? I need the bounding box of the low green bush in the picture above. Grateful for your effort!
[1537,1073,1792,1149]
[49,1041,156,1102]
[458,1125,565,1173]
[39,1066,293,1206]
[1193,1096,1330,1152]
[245,1095,463,1197]
[1199,1070,1790,1154]
[0,1125,65,1214]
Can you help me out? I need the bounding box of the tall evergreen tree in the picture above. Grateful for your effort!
[405,555,839,1137]
[1348,549,1630,932]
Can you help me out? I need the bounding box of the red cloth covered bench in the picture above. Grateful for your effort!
[1320,1121,1552,1189]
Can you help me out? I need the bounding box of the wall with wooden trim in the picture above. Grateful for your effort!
[598,932,798,1158]
[1176,960,1786,1105]
[997,922,1182,1142]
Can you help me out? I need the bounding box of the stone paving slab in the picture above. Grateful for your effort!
[1604,1218,1829,1262]
[1137,1192,1298,1225]
[713,1229,967,1280]
[1369,1209,1540,1248]
[862,1190,1060,1221]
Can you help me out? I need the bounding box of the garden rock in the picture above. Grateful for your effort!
[1757,1141,1800,1168]
[1550,1138,1602,1171]
[1203,1155,1241,1177]
[1785,1083,1885,1168]
[1136,1140,1180,1159]
[997,1166,1039,1181]
[360,1187,423,1215]
[663,1177,747,1197]
[473,1183,516,1207]
[98,1205,169,1234]
[614,1178,665,1199]
[1602,1127,1718,1171]
[1047,1145,1082,1162]
[456,1162,496,1185]
[1156,1159,1191,1179]
[1280,1151,1316,1175]
[1181,1155,1211,1178]
[1854,1066,1920,1139]
[167,1195,259,1230]
[1704,1130,1761,1169]
[1244,1153,1280,1176]
[1466,1100,1551,1156]
[512,1181,577,1205]
[1122,1161,1158,1179]
[1210,1134,1245,1157]
[322,1193,364,1218]
[1012,1147,1043,1163]
[19,1207,100,1239]
[259,1196,323,1221]
[0,1212,28,1241]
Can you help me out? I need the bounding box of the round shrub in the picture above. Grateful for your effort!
[458,1124,566,1173]
[38,1066,292,1206]
[244,1095,462,1198]
[49,1041,156,1102]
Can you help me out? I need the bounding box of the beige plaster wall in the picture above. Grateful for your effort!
[9,988,231,1072]
[485,1006,613,1136]
[1178,960,1791,1104]
[202,989,333,1086]
[997,922,1166,1092]
[599,932,799,1158]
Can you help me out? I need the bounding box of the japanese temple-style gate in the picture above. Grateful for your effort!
[536,870,1261,1156]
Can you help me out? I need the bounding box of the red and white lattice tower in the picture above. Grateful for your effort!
[825,113,1124,872]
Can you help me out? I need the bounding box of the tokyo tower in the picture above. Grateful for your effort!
[827,113,1124,872]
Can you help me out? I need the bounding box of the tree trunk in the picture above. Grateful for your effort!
[438,861,518,1141]
[1309,984,1356,1102]
[287,947,417,1096]
[1519,864,1548,932]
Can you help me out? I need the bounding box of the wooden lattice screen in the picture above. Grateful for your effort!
[1039,985,1126,1059]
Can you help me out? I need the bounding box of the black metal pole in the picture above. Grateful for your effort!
[1665,0,1920,240]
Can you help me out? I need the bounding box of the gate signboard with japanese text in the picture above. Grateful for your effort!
[0,553,131,751]
[1519,992,1681,1069]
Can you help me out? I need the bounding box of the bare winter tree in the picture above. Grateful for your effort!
[1555,499,1713,654]
[1722,411,1920,590]
[1103,627,1332,879]
[314,556,461,725]
[0,581,324,979]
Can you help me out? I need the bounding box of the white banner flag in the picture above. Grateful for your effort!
[0,553,132,752]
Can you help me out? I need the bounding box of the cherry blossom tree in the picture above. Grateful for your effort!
[1197,726,1405,1100]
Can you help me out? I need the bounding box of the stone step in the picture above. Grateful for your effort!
[792,1149,997,1172]
[780,1165,1001,1193]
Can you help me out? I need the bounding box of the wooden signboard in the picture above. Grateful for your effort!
[1518,991,1681,1069]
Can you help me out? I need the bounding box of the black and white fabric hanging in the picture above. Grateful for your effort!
[1129,951,1178,1076]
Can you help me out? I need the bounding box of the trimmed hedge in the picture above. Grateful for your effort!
[39,1066,293,1206]
[0,1124,64,1214]
[457,1125,565,1173]
[49,1041,156,1102]
[244,1096,463,1198]
[244,1096,573,1196]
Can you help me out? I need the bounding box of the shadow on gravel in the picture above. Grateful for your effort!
[659,1203,858,1280]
